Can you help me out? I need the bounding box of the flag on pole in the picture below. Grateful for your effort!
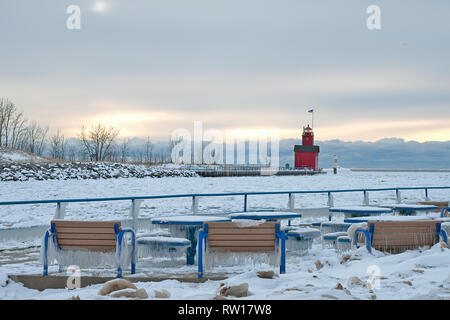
[308,109,314,113]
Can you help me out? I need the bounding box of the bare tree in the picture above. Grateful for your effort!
[0,98,27,148]
[49,129,67,160]
[120,137,130,162]
[78,124,120,161]
[24,121,49,155]
[145,136,153,163]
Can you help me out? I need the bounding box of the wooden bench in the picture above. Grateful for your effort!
[197,221,286,278]
[42,220,136,277]
[353,220,448,254]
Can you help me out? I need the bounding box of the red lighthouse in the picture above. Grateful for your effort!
[294,125,320,170]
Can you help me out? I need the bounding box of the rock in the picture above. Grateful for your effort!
[335,283,344,290]
[347,276,363,287]
[370,294,377,300]
[67,295,80,300]
[98,279,137,296]
[136,288,149,299]
[314,260,324,270]
[344,289,352,296]
[402,280,413,286]
[321,294,339,300]
[213,295,229,300]
[412,269,424,273]
[154,289,171,299]
[305,284,314,287]
[110,289,139,299]
[341,254,351,263]
[257,271,278,279]
[219,283,249,297]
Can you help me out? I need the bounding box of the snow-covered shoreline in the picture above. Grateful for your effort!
[0,162,198,181]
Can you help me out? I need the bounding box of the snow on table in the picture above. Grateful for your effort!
[329,206,393,214]
[151,215,231,226]
[228,211,302,220]
[379,204,438,211]
[344,215,434,223]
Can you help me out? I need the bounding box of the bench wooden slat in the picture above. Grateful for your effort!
[58,239,116,246]
[57,233,116,240]
[55,227,117,234]
[52,220,121,228]
[373,239,434,246]
[208,228,275,235]
[372,232,436,239]
[369,221,438,227]
[210,246,276,252]
[59,245,116,252]
[208,240,275,247]
[369,227,436,234]
[208,234,275,241]
[205,221,277,229]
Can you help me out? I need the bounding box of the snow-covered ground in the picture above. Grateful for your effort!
[0,169,449,300]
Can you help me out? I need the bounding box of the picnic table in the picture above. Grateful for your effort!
[344,215,434,224]
[329,206,393,219]
[151,215,231,265]
[228,211,302,226]
[378,204,438,216]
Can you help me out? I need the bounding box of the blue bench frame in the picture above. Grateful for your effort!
[43,222,136,278]
[353,221,448,254]
[197,222,286,278]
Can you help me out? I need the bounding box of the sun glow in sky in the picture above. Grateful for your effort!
[92,1,107,13]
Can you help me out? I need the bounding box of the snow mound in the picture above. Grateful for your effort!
[0,147,49,163]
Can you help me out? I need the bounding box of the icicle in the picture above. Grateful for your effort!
[286,227,321,254]
[200,238,281,271]
[320,222,352,235]
[136,236,191,259]
[0,225,48,243]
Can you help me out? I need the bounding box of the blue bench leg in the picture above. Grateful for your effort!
[43,230,50,276]
[198,231,204,279]
[353,228,372,253]
[187,227,197,265]
[280,231,286,274]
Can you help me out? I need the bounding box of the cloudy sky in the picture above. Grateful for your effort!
[1,0,449,142]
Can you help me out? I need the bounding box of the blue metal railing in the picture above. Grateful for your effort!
[0,186,449,219]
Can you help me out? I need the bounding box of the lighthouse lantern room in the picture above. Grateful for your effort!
[294,125,320,170]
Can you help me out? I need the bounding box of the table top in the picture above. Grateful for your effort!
[151,215,231,226]
[378,204,438,211]
[329,206,393,214]
[344,215,433,223]
[228,211,302,220]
